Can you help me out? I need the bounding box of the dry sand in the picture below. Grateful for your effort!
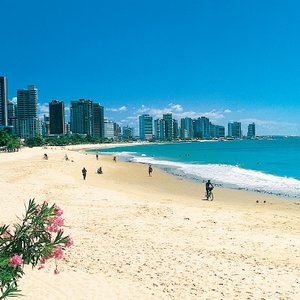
[0,145,299,299]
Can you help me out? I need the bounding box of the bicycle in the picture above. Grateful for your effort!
[206,190,214,201]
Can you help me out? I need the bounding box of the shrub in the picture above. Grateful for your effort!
[0,199,73,299]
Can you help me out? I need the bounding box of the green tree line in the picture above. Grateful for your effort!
[25,134,111,147]
[0,130,21,152]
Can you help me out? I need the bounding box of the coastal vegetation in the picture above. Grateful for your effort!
[25,134,109,147]
[0,130,21,152]
[0,199,73,299]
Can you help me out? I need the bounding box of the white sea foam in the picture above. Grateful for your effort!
[117,152,300,198]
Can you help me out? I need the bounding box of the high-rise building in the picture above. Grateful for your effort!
[173,119,179,139]
[65,122,71,135]
[215,125,225,138]
[113,122,121,139]
[228,122,242,138]
[70,99,93,135]
[163,113,173,140]
[92,103,104,139]
[122,126,134,140]
[247,123,256,138]
[7,101,17,133]
[49,100,65,135]
[154,119,165,140]
[200,117,210,139]
[0,76,8,126]
[194,117,210,139]
[42,115,50,136]
[104,119,115,139]
[210,123,225,138]
[180,117,193,139]
[17,85,39,138]
[139,114,153,140]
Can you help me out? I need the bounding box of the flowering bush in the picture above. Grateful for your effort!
[0,199,73,299]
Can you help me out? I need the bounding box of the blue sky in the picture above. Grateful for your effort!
[1,0,300,135]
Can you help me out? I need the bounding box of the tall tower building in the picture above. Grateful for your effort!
[228,122,242,138]
[122,126,134,140]
[193,117,210,139]
[104,119,115,139]
[173,119,179,139]
[7,101,17,133]
[180,117,193,139]
[92,103,104,139]
[139,114,153,140]
[154,119,165,140]
[17,85,39,138]
[247,123,256,138]
[215,125,225,138]
[0,76,8,126]
[42,115,50,136]
[163,113,173,140]
[49,100,65,135]
[70,99,93,135]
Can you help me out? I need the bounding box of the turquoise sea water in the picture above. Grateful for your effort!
[90,138,300,198]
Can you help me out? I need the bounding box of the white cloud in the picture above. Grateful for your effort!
[201,110,225,120]
[224,109,231,113]
[106,106,127,112]
[135,104,227,122]
[37,103,49,118]
[239,118,296,127]
[38,103,49,114]
[136,103,185,118]
[168,103,183,112]
[239,118,298,135]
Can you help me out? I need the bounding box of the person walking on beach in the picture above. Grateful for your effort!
[82,167,87,180]
[205,180,214,200]
[148,164,153,177]
[96,153,99,160]
[113,156,117,163]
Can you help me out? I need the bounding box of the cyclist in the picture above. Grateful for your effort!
[205,180,214,200]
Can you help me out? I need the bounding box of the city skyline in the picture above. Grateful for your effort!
[2,81,289,137]
[1,1,300,135]
[1,76,254,140]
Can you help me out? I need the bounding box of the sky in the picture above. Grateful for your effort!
[1,0,300,135]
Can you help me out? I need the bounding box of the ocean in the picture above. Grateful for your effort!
[90,137,300,198]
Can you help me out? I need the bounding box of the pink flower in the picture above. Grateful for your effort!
[53,245,64,260]
[54,204,63,216]
[35,205,41,213]
[54,268,60,275]
[40,256,47,264]
[53,216,64,227]
[1,228,11,239]
[46,216,64,232]
[9,254,23,268]
[65,235,74,248]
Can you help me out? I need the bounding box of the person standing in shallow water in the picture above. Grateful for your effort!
[82,167,87,180]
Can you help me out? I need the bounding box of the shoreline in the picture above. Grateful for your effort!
[84,144,300,200]
[1,146,299,299]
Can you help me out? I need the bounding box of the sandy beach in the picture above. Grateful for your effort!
[1,145,299,299]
